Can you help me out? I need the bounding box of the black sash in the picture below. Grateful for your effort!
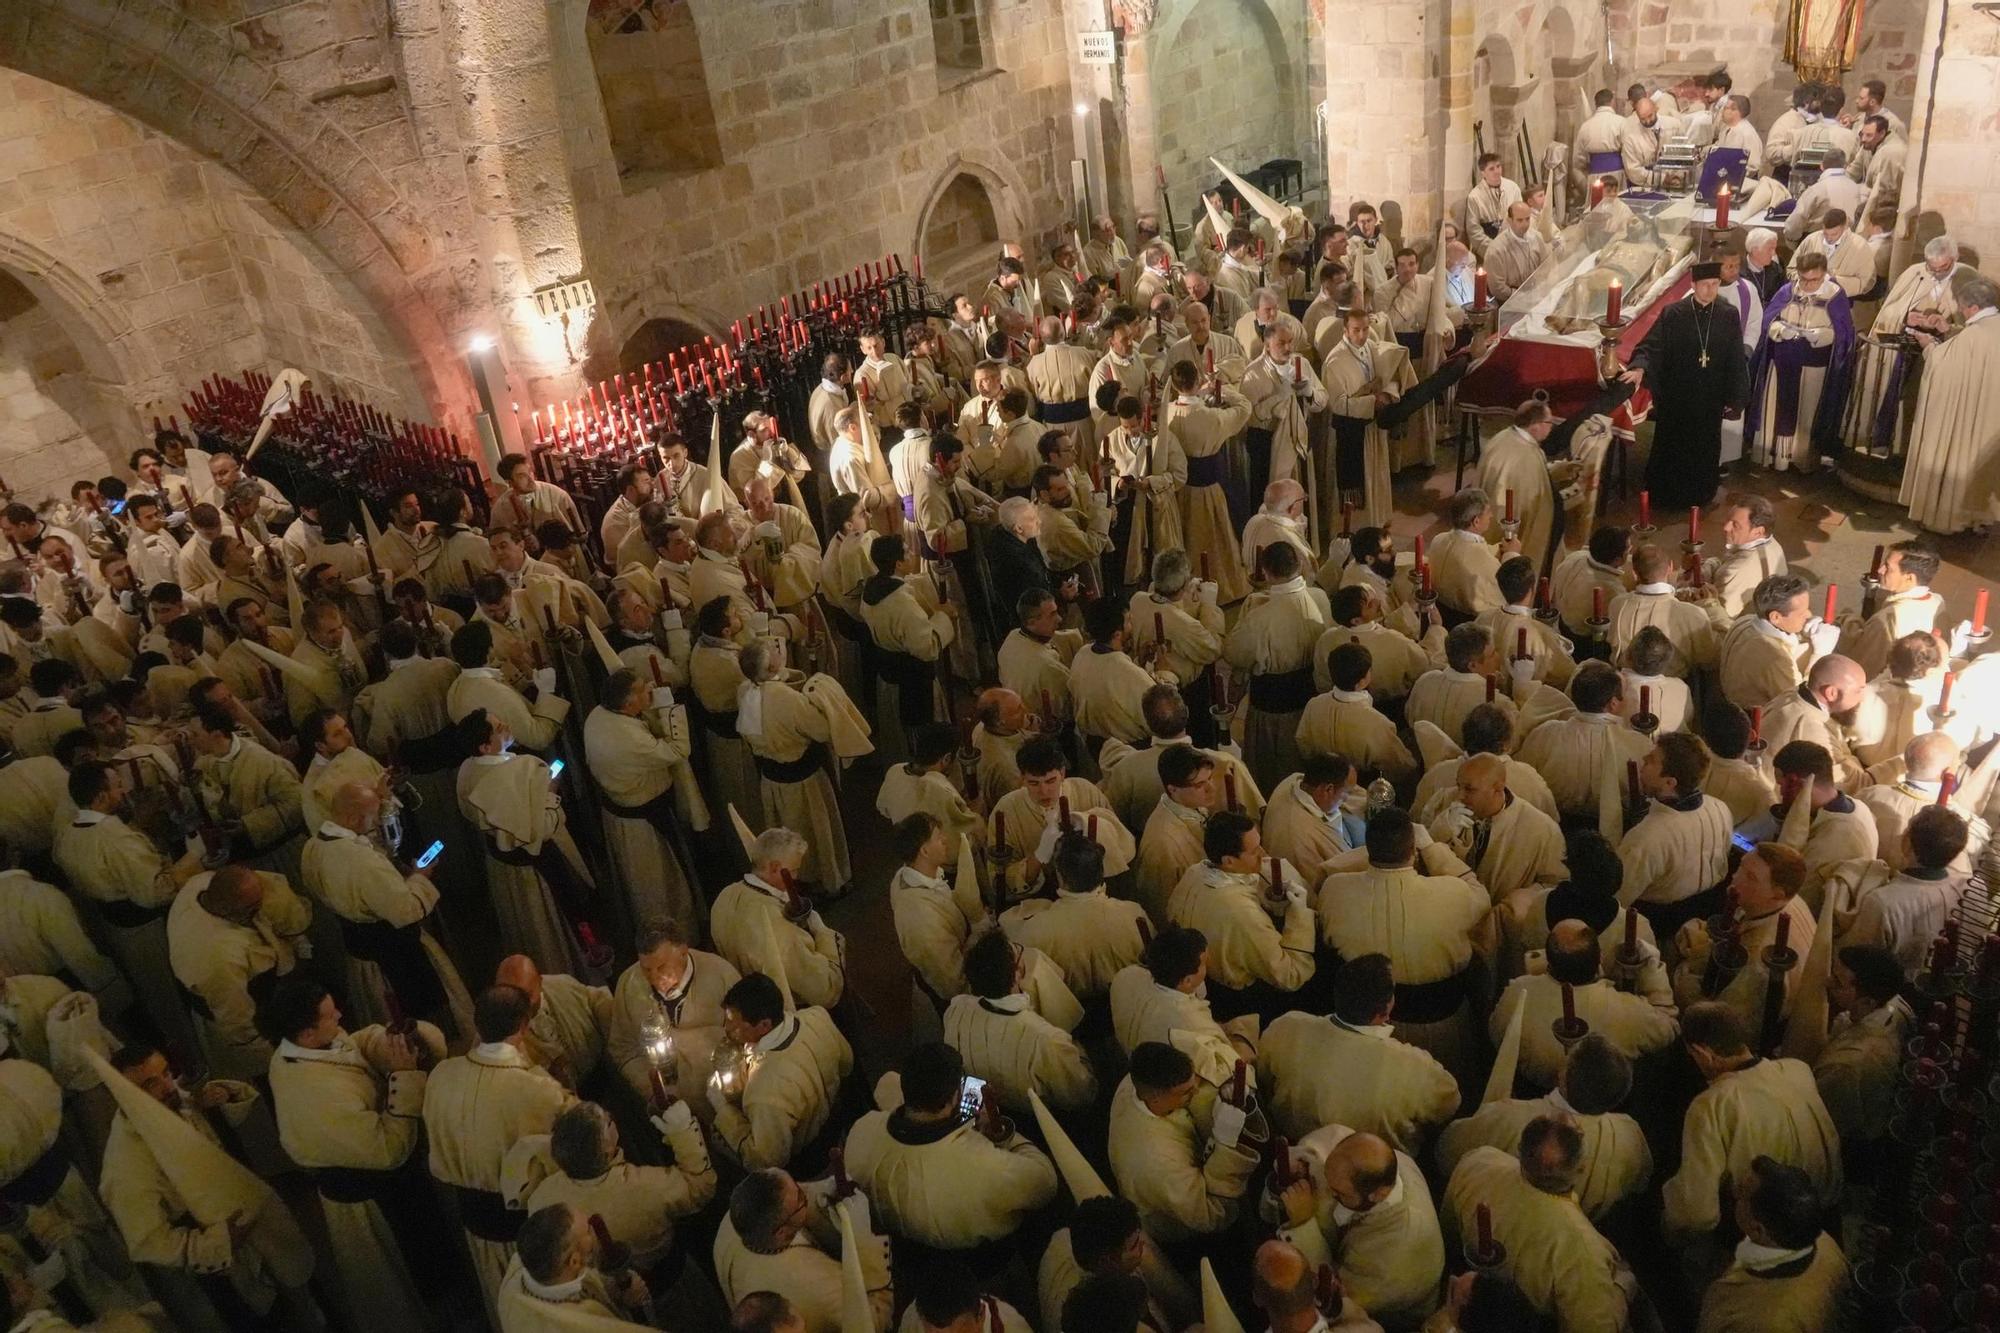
[1040,399,1089,424]
[754,741,830,784]
[687,694,741,740]
[315,1164,402,1204]
[454,1185,524,1242]
[484,835,596,930]
[1186,453,1227,487]
[1248,666,1314,712]
[337,915,445,1017]
[97,898,170,930]
[0,1138,70,1206]
[1394,969,1470,1024]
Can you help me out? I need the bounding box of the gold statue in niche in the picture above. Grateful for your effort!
[1785,0,1866,85]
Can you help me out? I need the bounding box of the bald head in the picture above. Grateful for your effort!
[1907,730,1961,782]
[1037,315,1064,343]
[201,864,265,923]
[1636,96,1657,123]
[1457,751,1509,818]
[1806,654,1866,713]
[330,780,381,832]
[495,955,544,1009]
[1252,1239,1317,1319]
[1262,479,1305,513]
[1324,1130,1399,1212]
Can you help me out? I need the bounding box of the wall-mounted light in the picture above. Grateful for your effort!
[467,334,497,355]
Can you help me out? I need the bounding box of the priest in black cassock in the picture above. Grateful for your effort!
[1624,261,1752,509]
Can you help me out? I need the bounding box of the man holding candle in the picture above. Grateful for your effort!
[1477,401,1571,577]
[1442,1117,1643,1331]
[1299,643,1418,790]
[1622,261,1751,512]
[608,921,739,1116]
[1899,273,2000,535]
[1718,573,1840,711]
[1482,204,1548,306]
[1164,811,1316,1022]
[1489,920,1679,1091]
[1463,153,1524,260]
[1429,752,1568,908]
[1757,653,1868,790]
[1516,665,1649,820]
[1706,491,1789,618]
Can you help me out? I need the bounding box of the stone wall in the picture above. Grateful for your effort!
[0,270,126,498]
[1899,0,2000,269]
[1150,0,1308,229]
[561,0,1079,386]
[589,5,726,188]
[931,0,991,75]
[1610,0,1929,129]
[921,172,1004,295]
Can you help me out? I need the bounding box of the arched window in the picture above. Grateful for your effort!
[588,0,725,188]
[919,173,1002,296]
[930,0,994,86]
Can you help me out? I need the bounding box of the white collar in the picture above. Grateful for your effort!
[1334,1016,1395,1039]
[473,1040,525,1064]
[277,1035,359,1065]
[72,809,109,826]
[981,993,1030,1014]
[522,1271,589,1303]
[1160,794,1207,827]
[894,864,950,894]
[462,665,502,679]
[470,751,512,766]
[1735,1237,1817,1271]
[1331,688,1371,704]
[317,820,362,842]
[1574,711,1620,725]
[754,1014,799,1055]
[1747,617,1794,642]
[1545,1086,1577,1116]
[818,378,845,395]
[1969,307,1998,326]
[1266,575,1307,595]
[1293,780,1337,820]
[743,872,790,903]
[1634,581,1674,594]
[387,653,424,672]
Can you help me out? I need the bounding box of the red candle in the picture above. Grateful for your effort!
[1224,770,1239,812]
[1485,675,1497,702]
[1688,506,1701,542]
[1689,553,1704,588]
[1749,706,1763,743]
[1939,671,1956,714]
[1590,177,1605,208]
[1605,279,1622,325]
[1474,267,1488,311]
[1475,1203,1495,1253]
[1536,576,1551,610]
[1975,589,1990,637]
[1627,758,1641,805]
[1516,626,1528,660]
[914,252,923,281]
[1420,561,1434,597]
[1414,534,1425,566]
[1823,583,1838,622]
[1640,685,1652,716]
[1592,586,1606,622]
[1624,909,1639,950]
[1773,911,1791,955]
[1714,182,1732,230]
[1154,610,1166,647]
[1504,488,1517,523]
[994,812,1005,850]
[1939,771,1960,804]
[1867,544,1885,580]
[1341,500,1354,536]
[1561,982,1577,1025]
[1638,490,1651,527]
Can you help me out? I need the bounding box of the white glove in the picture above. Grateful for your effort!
[757,459,784,482]
[746,611,771,637]
[1508,656,1537,683]
[293,934,315,961]
[1199,580,1220,607]
[1211,1100,1249,1150]
[1435,802,1475,844]
[26,1251,66,1295]
[1282,877,1308,910]
[837,1188,876,1238]
[1411,821,1434,852]
[660,607,684,631]
[1034,817,1067,863]
[1805,325,1832,348]
[1803,616,1842,658]
[1769,320,1791,341]
[754,521,784,546]
[649,1098,695,1136]
[707,1081,732,1115]
[533,666,557,696]
[651,686,676,711]
[1951,618,1975,659]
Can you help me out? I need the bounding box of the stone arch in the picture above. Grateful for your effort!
[913,160,1017,297]
[585,0,724,191]
[1539,6,1593,161]
[0,0,469,421]
[1149,0,1305,227]
[0,232,158,498]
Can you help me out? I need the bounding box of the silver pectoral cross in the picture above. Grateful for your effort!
[1698,351,1710,367]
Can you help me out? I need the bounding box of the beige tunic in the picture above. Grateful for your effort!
[1136,799,1208,928]
[1126,590,1223,693]
[987,779,1134,901]
[1550,549,1630,640]
[1443,1146,1637,1332]
[1430,529,1504,616]
[1662,1056,1842,1237]
[1491,974,1678,1090]
[1696,1234,1848,1333]
[1437,1093,1652,1221]
[528,1109,714,1273]
[712,1008,852,1170]
[943,992,1095,1114]
[446,667,569,755]
[1836,586,1942,680]
[1826,859,1962,975]
[1412,756,1556,826]
[1225,575,1332,790]
[606,952,738,1110]
[710,877,845,1010]
[1297,690,1417,786]
[1718,618,1810,710]
[1106,1077,1258,1244]
[1166,861,1317,994]
[1429,794,1568,904]
[1671,896,1820,1041]
[1610,587,1729,674]
[999,889,1148,1003]
[1900,310,2000,534]
[1759,689,1864,791]
[167,871,310,1081]
[1320,337,1419,525]
[582,705,699,929]
[1314,619,1432,700]
[1707,756,1778,827]
[1517,713,1652,820]
[1108,965,1252,1089]
[0,869,121,1001]
[740,680,856,891]
[1098,737,1261,836]
[1162,389,1254,604]
[843,1105,1057,1250]
[1259,1011,1459,1151]
[1619,796,1735,906]
[712,1187,891,1333]
[1069,644,1157,743]
[1276,1125,1445,1327]
[1406,668,1518,749]
[0,756,67,859]
[1484,227,1548,302]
